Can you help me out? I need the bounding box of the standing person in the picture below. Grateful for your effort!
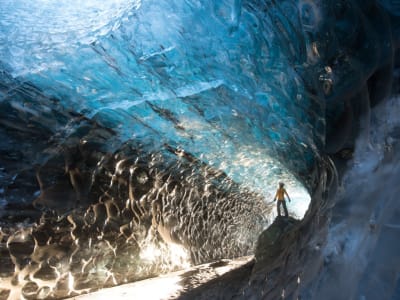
[273,182,291,217]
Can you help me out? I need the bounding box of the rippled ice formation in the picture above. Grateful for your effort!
[0,0,322,208]
[0,0,141,63]
[0,1,396,211]
[0,0,399,299]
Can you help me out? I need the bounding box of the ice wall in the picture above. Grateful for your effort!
[0,0,325,204]
[310,96,400,299]
[1,0,395,201]
[0,0,399,299]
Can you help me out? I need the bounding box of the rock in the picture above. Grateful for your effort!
[254,216,300,268]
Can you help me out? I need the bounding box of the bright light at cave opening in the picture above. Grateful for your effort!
[265,178,311,220]
[219,148,311,220]
[287,183,311,219]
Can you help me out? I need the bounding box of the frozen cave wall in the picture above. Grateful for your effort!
[0,0,400,299]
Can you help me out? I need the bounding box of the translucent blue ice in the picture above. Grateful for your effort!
[0,0,323,210]
[1,0,400,298]
[1,0,395,214]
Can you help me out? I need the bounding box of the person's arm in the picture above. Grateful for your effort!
[273,190,277,201]
[284,189,291,202]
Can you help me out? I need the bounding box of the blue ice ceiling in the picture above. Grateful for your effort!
[1,1,400,298]
[0,0,395,208]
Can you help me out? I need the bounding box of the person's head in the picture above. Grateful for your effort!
[279,182,284,188]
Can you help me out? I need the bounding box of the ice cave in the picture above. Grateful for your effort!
[0,0,399,299]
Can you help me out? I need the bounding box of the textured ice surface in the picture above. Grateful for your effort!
[0,0,399,299]
[0,1,395,206]
[0,0,322,210]
[0,0,140,73]
[315,96,400,299]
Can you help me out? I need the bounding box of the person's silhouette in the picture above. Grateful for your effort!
[273,182,291,217]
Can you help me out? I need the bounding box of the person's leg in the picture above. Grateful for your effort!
[277,201,282,216]
[283,200,289,217]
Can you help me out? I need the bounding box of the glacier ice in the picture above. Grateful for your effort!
[1,0,324,199]
[0,0,399,299]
